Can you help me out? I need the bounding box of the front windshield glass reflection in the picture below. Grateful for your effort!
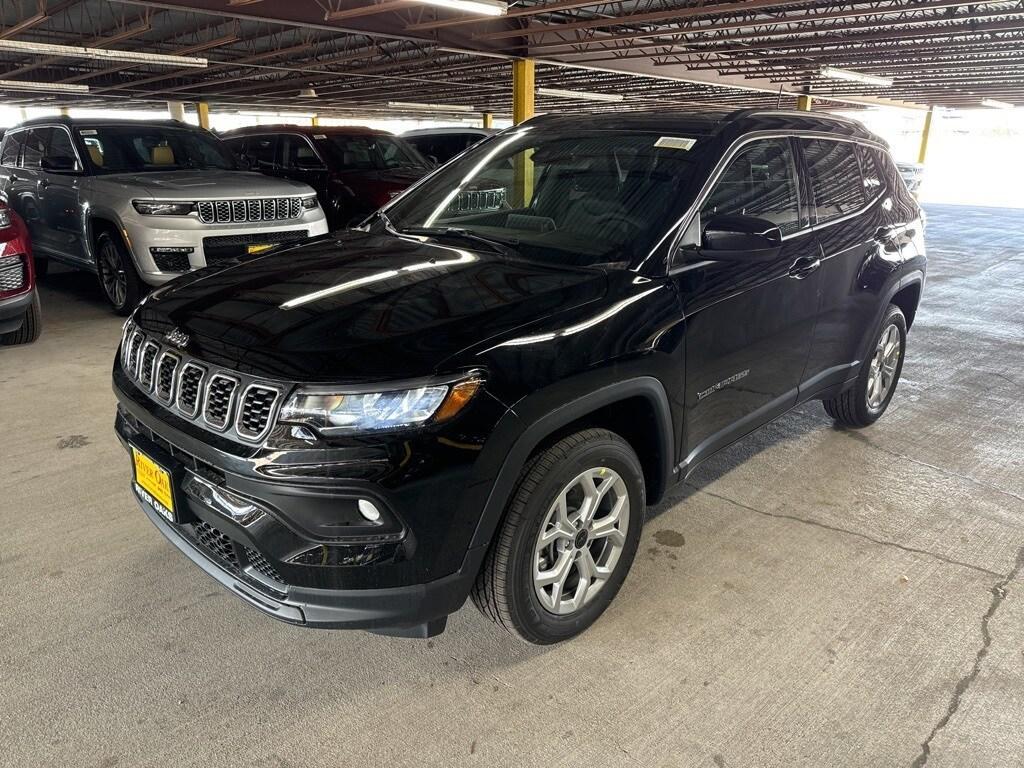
[385,129,704,267]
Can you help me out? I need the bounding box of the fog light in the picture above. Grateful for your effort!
[358,499,381,522]
[149,246,195,255]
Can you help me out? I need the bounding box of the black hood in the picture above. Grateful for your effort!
[135,231,607,382]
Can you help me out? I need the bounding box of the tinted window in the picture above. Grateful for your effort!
[407,133,476,163]
[320,134,430,171]
[46,128,81,171]
[243,135,279,170]
[701,138,801,235]
[20,129,48,170]
[856,144,883,198]
[0,131,24,167]
[802,139,865,224]
[282,135,324,169]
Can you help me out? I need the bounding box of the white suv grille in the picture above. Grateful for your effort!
[197,198,302,224]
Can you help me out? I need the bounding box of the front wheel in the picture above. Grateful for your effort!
[823,303,907,428]
[0,291,41,346]
[472,428,645,645]
[96,230,142,316]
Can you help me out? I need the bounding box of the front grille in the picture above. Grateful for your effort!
[120,329,285,444]
[237,385,279,440]
[152,252,191,272]
[191,520,240,571]
[197,197,302,224]
[176,363,205,417]
[138,341,160,390]
[245,548,284,584]
[203,374,238,430]
[0,254,26,293]
[155,352,179,403]
[202,230,308,263]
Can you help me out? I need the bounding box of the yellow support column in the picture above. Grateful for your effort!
[59,107,70,117]
[197,101,210,130]
[796,94,812,112]
[917,106,934,164]
[512,59,535,207]
[482,112,493,129]
[312,114,321,127]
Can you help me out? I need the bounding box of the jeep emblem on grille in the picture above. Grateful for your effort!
[164,328,190,349]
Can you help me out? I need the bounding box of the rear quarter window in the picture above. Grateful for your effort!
[802,138,865,224]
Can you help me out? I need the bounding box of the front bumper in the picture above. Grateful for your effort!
[123,210,329,285]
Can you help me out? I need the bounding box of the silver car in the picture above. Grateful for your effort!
[0,118,328,314]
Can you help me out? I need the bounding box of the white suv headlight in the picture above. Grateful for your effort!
[301,195,319,210]
[280,374,482,435]
[133,200,195,216]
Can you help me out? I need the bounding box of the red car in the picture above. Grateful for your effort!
[0,201,41,346]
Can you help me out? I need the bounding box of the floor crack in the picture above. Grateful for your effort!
[688,484,1005,579]
[910,545,1024,767]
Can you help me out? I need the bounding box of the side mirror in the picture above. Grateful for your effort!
[41,155,79,172]
[698,214,783,261]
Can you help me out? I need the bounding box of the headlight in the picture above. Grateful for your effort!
[279,373,483,435]
[0,208,11,229]
[132,200,195,216]
[301,195,319,210]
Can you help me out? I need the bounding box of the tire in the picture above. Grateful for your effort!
[823,303,907,428]
[0,291,42,346]
[471,428,645,645]
[95,229,143,316]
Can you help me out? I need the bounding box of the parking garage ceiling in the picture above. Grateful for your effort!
[2,0,1023,117]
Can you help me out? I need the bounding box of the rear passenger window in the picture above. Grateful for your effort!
[0,131,24,167]
[856,145,883,197]
[701,138,802,235]
[802,139,864,224]
[20,129,48,170]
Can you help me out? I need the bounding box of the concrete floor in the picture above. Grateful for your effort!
[1,203,1022,768]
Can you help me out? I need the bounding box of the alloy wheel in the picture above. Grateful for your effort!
[533,467,630,615]
[100,242,127,309]
[866,323,901,410]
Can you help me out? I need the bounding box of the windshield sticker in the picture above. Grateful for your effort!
[655,136,697,150]
[79,129,97,136]
[313,134,327,140]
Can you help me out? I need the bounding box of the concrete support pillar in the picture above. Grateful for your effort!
[917,106,934,165]
[18,108,28,123]
[512,59,535,125]
[197,101,210,130]
[512,59,535,207]
[166,101,186,122]
[796,94,812,112]
[482,112,494,129]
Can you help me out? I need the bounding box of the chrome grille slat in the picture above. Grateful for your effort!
[138,341,160,390]
[176,362,206,418]
[236,385,280,441]
[203,374,239,431]
[126,330,144,376]
[196,197,304,224]
[155,351,180,404]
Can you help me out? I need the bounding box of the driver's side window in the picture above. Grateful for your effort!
[701,139,802,235]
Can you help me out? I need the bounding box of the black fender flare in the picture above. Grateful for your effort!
[466,374,676,553]
[855,268,925,365]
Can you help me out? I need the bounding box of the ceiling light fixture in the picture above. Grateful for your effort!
[819,65,893,87]
[0,79,90,93]
[537,87,623,103]
[239,110,316,119]
[298,87,318,98]
[981,98,1013,109]
[416,0,506,16]
[387,100,475,112]
[0,39,207,69]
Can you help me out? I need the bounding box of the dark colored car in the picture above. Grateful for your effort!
[113,110,925,644]
[221,125,432,230]
[402,127,495,164]
[0,201,41,346]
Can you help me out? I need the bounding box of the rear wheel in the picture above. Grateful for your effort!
[0,291,41,346]
[95,229,142,315]
[472,428,645,644]
[823,304,907,427]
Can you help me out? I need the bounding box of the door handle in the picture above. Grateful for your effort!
[39,179,50,189]
[788,257,821,279]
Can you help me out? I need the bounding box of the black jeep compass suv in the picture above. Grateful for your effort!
[113,110,925,644]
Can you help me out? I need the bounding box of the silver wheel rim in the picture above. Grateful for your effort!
[100,242,127,308]
[867,323,901,410]
[533,467,630,616]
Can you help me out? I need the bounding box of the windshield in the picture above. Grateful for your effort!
[77,125,238,174]
[384,129,703,267]
[319,134,430,172]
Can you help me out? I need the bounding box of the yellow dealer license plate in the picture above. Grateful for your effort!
[132,446,175,521]
[247,243,274,255]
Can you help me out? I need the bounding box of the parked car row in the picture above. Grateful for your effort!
[0,119,493,319]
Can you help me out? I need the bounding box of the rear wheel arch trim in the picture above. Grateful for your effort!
[468,376,675,554]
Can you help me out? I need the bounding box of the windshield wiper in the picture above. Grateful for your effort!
[397,227,521,258]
